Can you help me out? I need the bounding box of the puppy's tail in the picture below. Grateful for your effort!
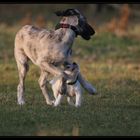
[78,73,97,95]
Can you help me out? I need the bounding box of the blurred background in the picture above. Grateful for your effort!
[0,4,140,32]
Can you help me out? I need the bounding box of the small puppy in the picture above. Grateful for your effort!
[50,62,82,107]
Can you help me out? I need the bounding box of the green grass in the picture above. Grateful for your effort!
[0,25,140,136]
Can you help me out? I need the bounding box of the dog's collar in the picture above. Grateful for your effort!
[67,76,78,85]
[55,23,79,37]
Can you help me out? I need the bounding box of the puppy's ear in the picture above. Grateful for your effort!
[72,62,79,70]
[73,62,77,65]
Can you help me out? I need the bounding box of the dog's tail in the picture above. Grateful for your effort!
[78,73,97,95]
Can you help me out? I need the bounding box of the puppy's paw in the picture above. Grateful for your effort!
[53,102,59,107]
[75,104,81,108]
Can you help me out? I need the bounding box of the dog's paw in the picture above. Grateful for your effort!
[46,100,54,106]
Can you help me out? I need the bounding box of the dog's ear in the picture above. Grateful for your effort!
[80,24,95,40]
[86,24,95,36]
[64,9,80,16]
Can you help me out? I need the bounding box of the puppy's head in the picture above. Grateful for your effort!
[55,9,95,40]
[63,62,79,84]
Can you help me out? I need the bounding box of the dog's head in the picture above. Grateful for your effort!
[55,9,95,40]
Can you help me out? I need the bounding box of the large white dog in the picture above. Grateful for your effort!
[14,9,96,105]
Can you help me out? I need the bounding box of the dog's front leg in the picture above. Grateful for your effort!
[38,70,54,105]
[39,61,68,96]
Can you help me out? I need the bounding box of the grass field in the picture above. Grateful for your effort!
[0,25,140,136]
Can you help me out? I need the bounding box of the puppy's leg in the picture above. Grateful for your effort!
[38,70,54,105]
[54,94,63,107]
[67,97,75,106]
[75,93,82,107]
[75,82,82,107]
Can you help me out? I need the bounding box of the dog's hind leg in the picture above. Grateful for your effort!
[38,70,54,105]
[15,51,29,105]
